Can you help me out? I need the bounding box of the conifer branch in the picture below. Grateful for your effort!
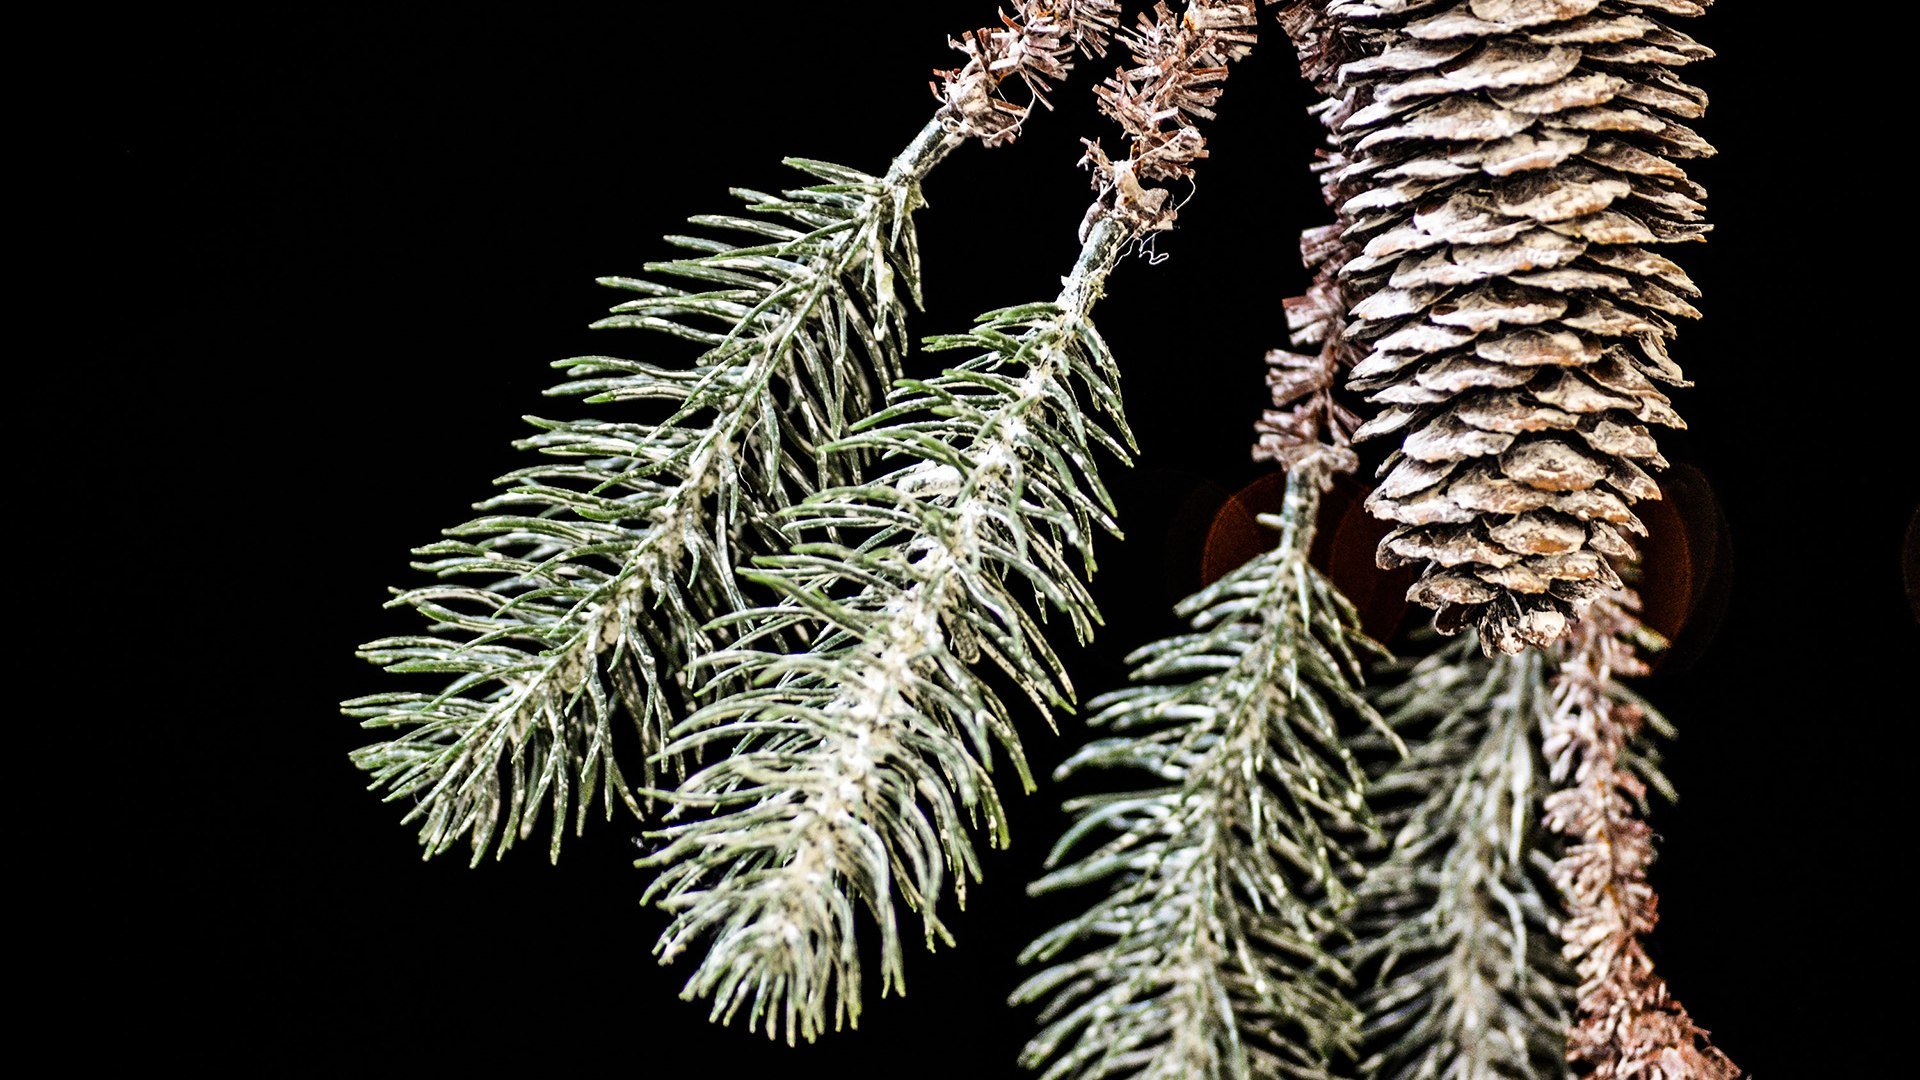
[1014,447,1395,1080]
[642,214,1134,1044]
[1542,592,1739,1078]
[638,0,1266,1044]
[1349,634,1575,1078]
[1005,12,1401,1074]
[345,5,1118,866]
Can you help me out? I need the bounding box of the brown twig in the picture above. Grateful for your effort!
[1254,3,1362,465]
[1544,592,1741,1079]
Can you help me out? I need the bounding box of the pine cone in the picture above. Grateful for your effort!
[1325,0,1713,654]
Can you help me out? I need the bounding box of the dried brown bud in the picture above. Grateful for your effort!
[1079,1,1264,234]
[933,1,1124,146]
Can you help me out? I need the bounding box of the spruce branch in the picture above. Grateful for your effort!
[345,6,1117,866]
[1014,447,1396,1080]
[638,0,1266,1044]
[1349,633,1575,1079]
[1005,13,1402,1074]
[642,216,1135,1044]
[344,149,940,866]
[1542,592,1739,1079]
[1312,0,1716,653]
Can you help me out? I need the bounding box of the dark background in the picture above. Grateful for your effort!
[62,2,1913,1073]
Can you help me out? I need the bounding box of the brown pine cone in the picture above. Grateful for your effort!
[1324,0,1714,654]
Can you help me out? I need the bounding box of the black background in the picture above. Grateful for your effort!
[63,2,1914,1073]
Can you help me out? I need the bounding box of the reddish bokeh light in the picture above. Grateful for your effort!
[1200,464,1732,662]
[1200,470,1415,644]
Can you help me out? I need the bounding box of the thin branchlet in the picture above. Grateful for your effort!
[639,0,1266,1044]
[346,5,1120,867]
[1014,448,1397,1080]
[1253,1,1378,466]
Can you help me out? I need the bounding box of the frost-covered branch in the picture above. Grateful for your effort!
[639,0,1267,1043]
[643,214,1135,1044]
[345,4,1118,864]
[1014,447,1393,1080]
[1543,592,1739,1079]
